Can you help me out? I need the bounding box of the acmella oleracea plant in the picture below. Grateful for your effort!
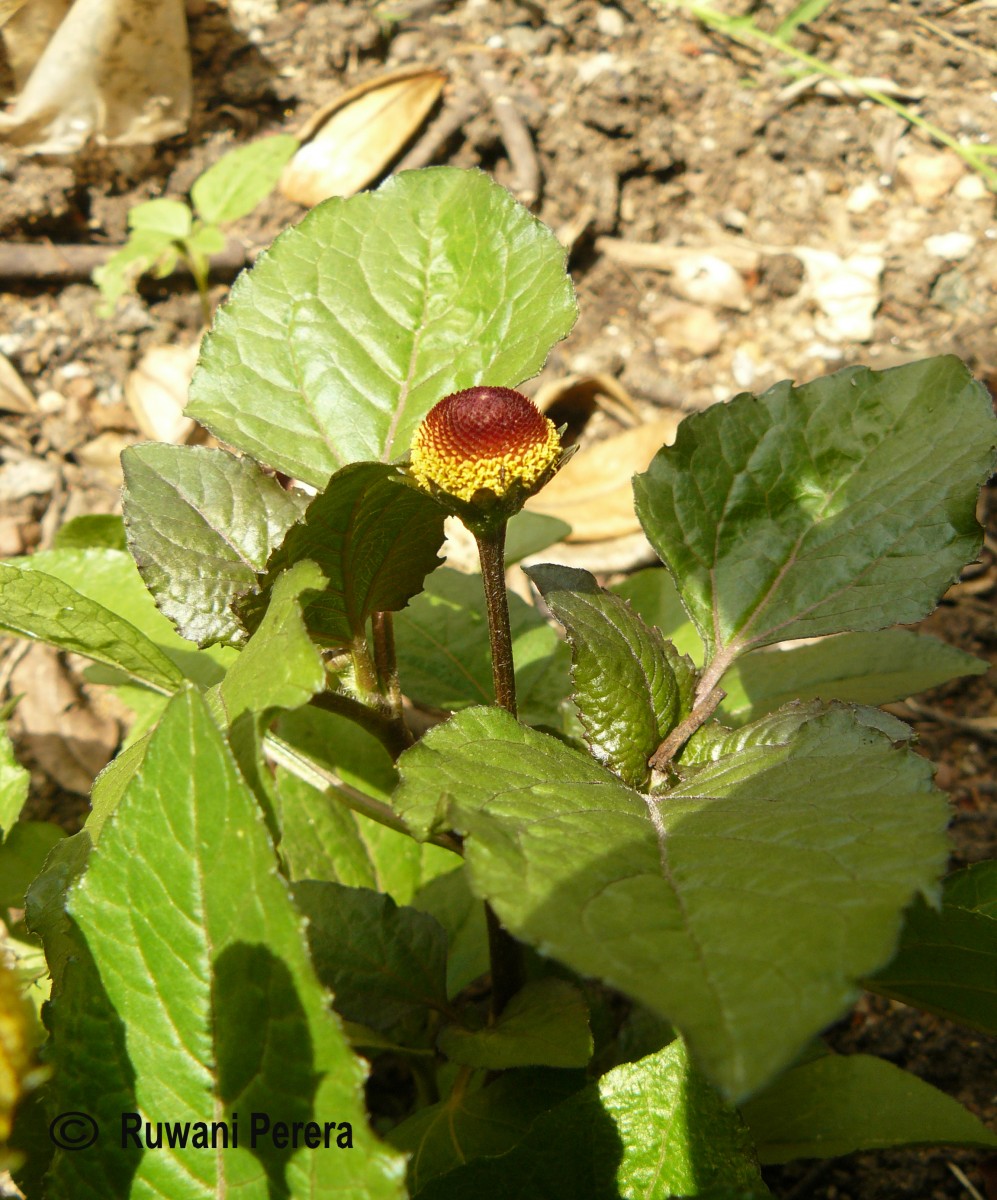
[407,384,570,1014]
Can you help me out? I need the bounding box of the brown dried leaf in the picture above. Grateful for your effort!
[0,352,35,414]
[533,373,641,432]
[9,644,119,796]
[124,342,200,444]
[526,412,682,541]
[280,67,447,206]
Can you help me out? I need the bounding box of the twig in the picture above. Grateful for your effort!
[0,239,248,284]
[886,700,997,747]
[472,58,541,207]
[394,87,482,171]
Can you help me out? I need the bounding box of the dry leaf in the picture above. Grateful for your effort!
[124,342,200,444]
[0,456,59,504]
[0,0,191,154]
[280,67,446,206]
[9,644,119,795]
[0,352,35,414]
[525,412,682,541]
[73,431,135,489]
[533,373,641,431]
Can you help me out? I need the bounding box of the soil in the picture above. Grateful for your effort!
[1,1,995,1196]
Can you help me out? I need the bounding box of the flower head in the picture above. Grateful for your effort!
[410,386,562,515]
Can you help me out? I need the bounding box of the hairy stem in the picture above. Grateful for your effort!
[371,610,412,752]
[474,524,526,1017]
[475,527,517,714]
[649,642,740,769]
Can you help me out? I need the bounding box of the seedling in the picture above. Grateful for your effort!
[93,134,298,321]
[2,167,996,1197]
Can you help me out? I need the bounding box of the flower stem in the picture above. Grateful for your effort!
[474,523,526,1017]
[475,526,517,715]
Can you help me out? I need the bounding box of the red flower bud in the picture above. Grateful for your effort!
[410,386,562,505]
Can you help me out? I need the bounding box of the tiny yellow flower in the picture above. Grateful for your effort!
[410,386,562,505]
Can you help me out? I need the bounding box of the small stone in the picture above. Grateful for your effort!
[670,254,749,311]
[651,301,722,357]
[36,389,64,414]
[595,5,626,37]
[954,174,988,201]
[924,231,975,261]
[896,151,965,206]
[846,182,882,214]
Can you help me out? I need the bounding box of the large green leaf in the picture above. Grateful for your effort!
[868,861,997,1034]
[44,688,406,1199]
[394,705,948,1100]
[216,560,327,725]
[0,821,64,907]
[4,547,232,686]
[187,167,577,486]
[742,1052,997,1162]
[718,630,989,724]
[416,1040,765,1199]
[122,444,308,647]
[633,358,996,658]
[437,978,592,1069]
[393,567,569,728]
[0,720,29,841]
[246,462,445,647]
[294,880,450,1031]
[411,866,490,997]
[388,1068,585,1196]
[0,563,182,692]
[271,706,456,904]
[612,567,705,665]
[527,564,696,789]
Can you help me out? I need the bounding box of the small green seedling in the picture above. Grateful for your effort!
[93,134,299,321]
[3,167,996,1198]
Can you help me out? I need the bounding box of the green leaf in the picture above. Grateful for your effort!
[438,978,592,1069]
[945,860,997,916]
[417,1039,765,1199]
[742,1053,997,1162]
[394,705,948,1100]
[505,511,572,564]
[45,688,406,1199]
[388,1068,585,1195]
[633,357,997,658]
[122,443,308,647]
[612,567,705,666]
[0,822,65,908]
[527,564,696,789]
[216,560,327,725]
[271,706,456,903]
[718,630,989,724]
[247,462,445,647]
[294,881,450,1031]
[127,197,193,238]
[191,134,299,225]
[92,230,178,309]
[188,166,577,486]
[85,735,150,843]
[0,562,183,691]
[51,514,127,552]
[868,862,997,1034]
[2,547,232,687]
[0,720,29,841]
[412,866,489,996]
[394,567,569,727]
